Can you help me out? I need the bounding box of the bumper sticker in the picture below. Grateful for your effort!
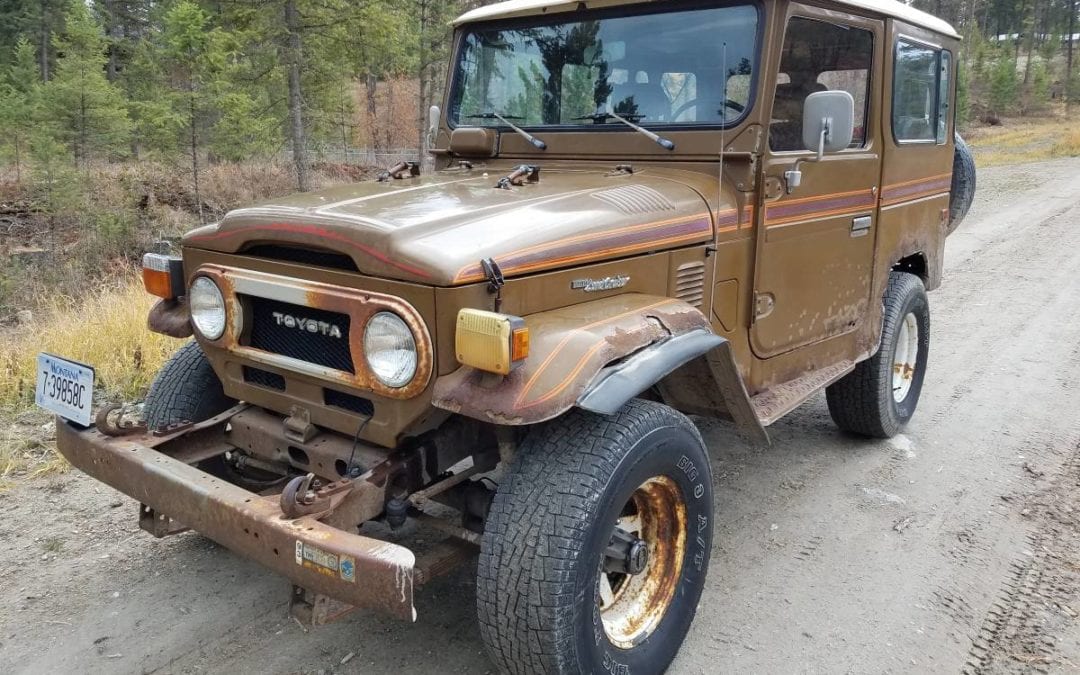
[295,540,354,582]
[339,555,356,583]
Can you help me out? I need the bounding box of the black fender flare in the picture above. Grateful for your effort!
[576,329,725,414]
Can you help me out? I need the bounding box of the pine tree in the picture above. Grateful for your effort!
[0,38,41,182]
[159,0,230,221]
[40,0,131,166]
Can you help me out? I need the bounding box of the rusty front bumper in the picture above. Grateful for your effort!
[55,419,416,621]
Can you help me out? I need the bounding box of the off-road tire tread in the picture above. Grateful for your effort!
[948,132,977,234]
[144,340,234,430]
[476,400,704,675]
[826,272,926,438]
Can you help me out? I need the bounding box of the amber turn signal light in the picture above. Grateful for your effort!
[142,253,185,299]
[511,326,530,362]
[456,308,528,375]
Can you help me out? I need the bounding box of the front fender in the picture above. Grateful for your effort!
[431,294,713,425]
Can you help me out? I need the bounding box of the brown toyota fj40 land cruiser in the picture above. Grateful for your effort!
[46,0,975,672]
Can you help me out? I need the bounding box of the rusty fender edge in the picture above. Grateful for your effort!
[54,419,416,622]
[577,329,726,415]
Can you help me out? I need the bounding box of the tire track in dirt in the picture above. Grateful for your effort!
[964,439,1080,673]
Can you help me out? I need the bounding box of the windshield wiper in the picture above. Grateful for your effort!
[606,111,675,151]
[571,112,646,124]
[466,111,547,150]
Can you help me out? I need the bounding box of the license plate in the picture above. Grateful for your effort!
[35,353,95,426]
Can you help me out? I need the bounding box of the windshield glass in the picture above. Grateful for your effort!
[449,3,760,129]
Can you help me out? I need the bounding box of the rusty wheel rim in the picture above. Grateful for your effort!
[597,475,687,648]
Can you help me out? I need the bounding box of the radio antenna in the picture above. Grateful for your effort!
[717,42,728,243]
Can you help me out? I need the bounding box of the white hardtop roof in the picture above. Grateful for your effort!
[454,0,960,39]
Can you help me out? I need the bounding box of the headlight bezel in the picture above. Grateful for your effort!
[363,311,419,389]
[187,265,433,400]
[188,275,228,341]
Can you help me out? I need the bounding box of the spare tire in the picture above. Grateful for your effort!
[947,132,976,235]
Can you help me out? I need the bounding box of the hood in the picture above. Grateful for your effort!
[183,166,721,286]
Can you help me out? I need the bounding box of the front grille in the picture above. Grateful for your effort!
[243,366,286,391]
[245,296,354,373]
[324,388,375,416]
[243,244,358,272]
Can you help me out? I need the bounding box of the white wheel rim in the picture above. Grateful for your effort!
[892,312,919,403]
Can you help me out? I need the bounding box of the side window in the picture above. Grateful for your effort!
[769,17,873,152]
[893,40,951,144]
[937,51,951,143]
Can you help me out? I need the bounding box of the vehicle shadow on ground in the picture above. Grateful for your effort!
[153,393,876,674]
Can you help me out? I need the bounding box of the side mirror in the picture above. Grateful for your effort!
[785,90,855,194]
[801,90,854,157]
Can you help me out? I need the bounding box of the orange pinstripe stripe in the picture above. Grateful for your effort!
[452,212,711,283]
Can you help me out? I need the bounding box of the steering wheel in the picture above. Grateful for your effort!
[670,97,746,122]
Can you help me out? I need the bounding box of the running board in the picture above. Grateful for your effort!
[750,361,855,426]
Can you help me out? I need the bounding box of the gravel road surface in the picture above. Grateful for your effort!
[2,157,1079,674]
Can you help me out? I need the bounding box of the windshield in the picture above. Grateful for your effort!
[449,3,760,130]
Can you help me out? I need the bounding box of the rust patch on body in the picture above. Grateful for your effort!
[432,295,712,425]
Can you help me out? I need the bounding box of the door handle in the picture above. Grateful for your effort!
[851,216,872,238]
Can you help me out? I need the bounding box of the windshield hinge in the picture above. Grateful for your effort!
[377,161,420,182]
[495,165,540,190]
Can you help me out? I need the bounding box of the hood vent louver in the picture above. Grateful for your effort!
[674,262,706,308]
[592,184,676,215]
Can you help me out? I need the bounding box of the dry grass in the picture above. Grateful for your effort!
[964,116,1080,167]
[0,273,181,478]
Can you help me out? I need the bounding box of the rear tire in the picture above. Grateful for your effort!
[826,272,930,438]
[477,400,713,674]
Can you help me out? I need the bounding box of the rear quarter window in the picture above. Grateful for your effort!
[893,40,951,144]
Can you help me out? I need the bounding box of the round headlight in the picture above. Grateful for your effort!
[364,312,417,388]
[189,276,227,340]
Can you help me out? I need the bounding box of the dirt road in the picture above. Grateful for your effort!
[2,158,1079,674]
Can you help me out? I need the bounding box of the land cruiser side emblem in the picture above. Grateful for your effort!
[571,275,630,292]
[272,311,343,338]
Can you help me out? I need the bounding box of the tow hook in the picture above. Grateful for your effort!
[95,404,149,437]
[279,473,355,519]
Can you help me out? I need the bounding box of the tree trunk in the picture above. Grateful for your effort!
[1014,0,1028,61]
[417,0,430,169]
[13,135,22,184]
[1022,0,1038,86]
[1069,0,1077,107]
[339,79,349,163]
[39,2,50,82]
[285,0,310,192]
[366,72,379,152]
[105,0,119,81]
[191,89,204,224]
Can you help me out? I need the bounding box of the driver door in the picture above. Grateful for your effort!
[750,8,883,359]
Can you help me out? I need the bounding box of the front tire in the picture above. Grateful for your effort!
[826,271,930,438]
[477,400,713,674]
